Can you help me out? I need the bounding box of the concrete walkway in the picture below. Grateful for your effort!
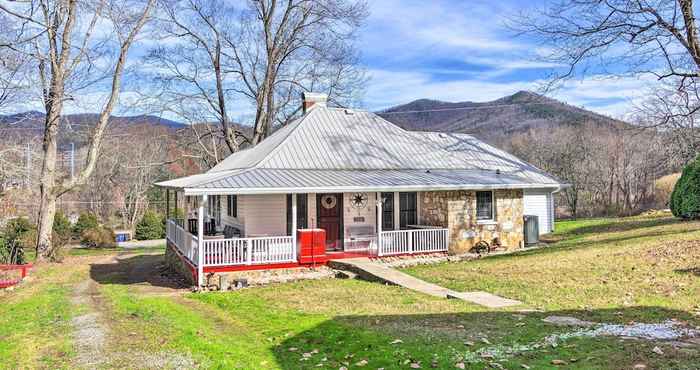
[329,257,522,309]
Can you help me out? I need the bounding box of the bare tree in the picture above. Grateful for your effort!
[514,0,700,156]
[0,0,156,261]
[515,1,700,86]
[508,122,664,217]
[147,0,367,166]
[102,124,171,229]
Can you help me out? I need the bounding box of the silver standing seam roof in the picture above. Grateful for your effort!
[156,106,565,195]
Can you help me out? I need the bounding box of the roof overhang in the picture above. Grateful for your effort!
[154,168,568,196]
[172,183,562,196]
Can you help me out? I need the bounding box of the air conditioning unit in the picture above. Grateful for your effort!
[523,215,539,246]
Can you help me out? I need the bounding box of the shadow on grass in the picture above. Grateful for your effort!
[271,306,699,369]
[89,254,187,289]
[676,267,700,277]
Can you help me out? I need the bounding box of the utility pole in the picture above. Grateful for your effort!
[25,142,31,188]
[70,142,75,180]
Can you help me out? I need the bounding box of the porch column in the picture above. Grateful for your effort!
[197,194,207,288]
[165,189,170,220]
[174,191,179,220]
[292,194,298,261]
[376,192,382,256]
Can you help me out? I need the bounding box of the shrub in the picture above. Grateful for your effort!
[81,227,116,248]
[53,211,72,247]
[655,173,681,209]
[135,210,165,240]
[670,157,700,219]
[73,212,99,239]
[0,217,34,264]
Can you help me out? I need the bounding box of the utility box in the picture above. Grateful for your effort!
[298,229,327,264]
[523,215,539,246]
[114,230,132,243]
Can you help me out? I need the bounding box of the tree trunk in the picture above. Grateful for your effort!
[35,103,62,261]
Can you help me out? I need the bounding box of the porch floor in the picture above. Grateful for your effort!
[325,250,375,259]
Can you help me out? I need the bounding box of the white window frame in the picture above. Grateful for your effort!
[476,190,496,224]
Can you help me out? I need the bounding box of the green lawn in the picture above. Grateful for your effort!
[404,214,700,321]
[66,244,165,257]
[0,263,83,368]
[2,214,699,369]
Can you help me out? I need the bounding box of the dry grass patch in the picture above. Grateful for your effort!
[404,215,700,323]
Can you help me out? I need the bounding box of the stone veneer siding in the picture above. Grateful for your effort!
[420,189,524,253]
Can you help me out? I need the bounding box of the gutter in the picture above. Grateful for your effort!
[180,183,567,196]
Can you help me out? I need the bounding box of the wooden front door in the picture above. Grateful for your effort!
[317,193,343,250]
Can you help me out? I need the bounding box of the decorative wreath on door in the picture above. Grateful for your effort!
[321,194,337,209]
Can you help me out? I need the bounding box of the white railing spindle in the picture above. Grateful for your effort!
[378,228,448,256]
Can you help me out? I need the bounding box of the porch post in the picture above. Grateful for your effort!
[165,189,170,220]
[376,192,382,256]
[292,194,298,261]
[174,191,179,220]
[197,194,207,288]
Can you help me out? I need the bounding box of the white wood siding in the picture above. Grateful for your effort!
[238,194,287,236]
[343,192,377,242]
[523,189,554,234]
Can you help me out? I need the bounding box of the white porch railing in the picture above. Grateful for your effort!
[166,219,199,263]
[378,228,449,256]
[166,219,295,267]
[201,236,295,266]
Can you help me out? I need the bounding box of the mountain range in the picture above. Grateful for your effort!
[1,91,626,147]
[378,91,627,144]
[0,111,185,130]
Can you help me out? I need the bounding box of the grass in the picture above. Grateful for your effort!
[404,214,700,323]
[0,264,83,369]
[3,213,700,369]
[66,244,165,257]
[21,244,165,262]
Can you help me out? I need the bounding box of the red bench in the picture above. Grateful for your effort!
[0,263,33,288]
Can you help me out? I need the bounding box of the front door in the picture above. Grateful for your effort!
[317,193,343,250]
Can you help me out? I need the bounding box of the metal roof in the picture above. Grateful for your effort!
[157,106,565,194]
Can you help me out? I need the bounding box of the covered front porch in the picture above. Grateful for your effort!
[163,190,449,285]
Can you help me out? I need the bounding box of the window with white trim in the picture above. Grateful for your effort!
[476,191,495,221]
[227,195,237,218]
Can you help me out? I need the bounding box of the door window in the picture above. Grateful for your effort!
[399,192,417,229]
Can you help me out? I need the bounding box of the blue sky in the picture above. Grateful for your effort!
[6,0,648,120]
[358,0,649,117]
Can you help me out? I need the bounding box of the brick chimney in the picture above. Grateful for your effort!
[302,92,327,113]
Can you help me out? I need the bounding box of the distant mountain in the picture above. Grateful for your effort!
[378,91,628,144]
[0,111,185,130]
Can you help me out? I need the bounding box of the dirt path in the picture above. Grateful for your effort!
[68,253,195,369]
[70,256,112,369]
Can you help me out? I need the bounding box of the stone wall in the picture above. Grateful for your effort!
[420,189,524,253]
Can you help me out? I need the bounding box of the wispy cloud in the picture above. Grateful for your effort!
[360,0,642,117]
